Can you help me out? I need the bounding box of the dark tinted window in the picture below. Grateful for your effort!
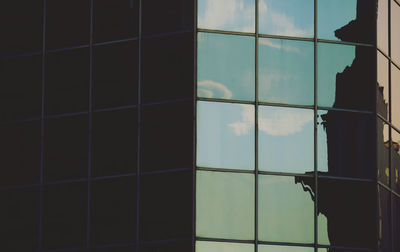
[91,176,137,246]
[46,0,90,49]
[93,0,139,43]
[142,33,193,103]
[378,186,391,252]
[142,0,193,35]
[140,241,192,252]
[377,117,390,185]
[0,0,43,57]
[46,48,90,115]
[0,55,42,121]
[44,115,89,181]
[92,108,138,177]
[142,101,193,172]
[394,196,400,252]
[0,187,40,252]
[93,41,138,109]
[140,171,192,241]
[91,247,135,252]
[0,121,41,186]
[43,182,88,249]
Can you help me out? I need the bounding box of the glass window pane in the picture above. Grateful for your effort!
[43,182,88,249]
[92,109,137,177]
[392,64,400,127]
[91,176,136,246]
[196,170,255,240]
[0,187,40,251]
[93,41,138,109]
[392,128,400,194]
[47,0,90,49]
[391,0,400,63]
[317,43,375,111]
[378,0,389,53]
[317,179,376,248]
[0,55,42,121]
[317,0,375,44]
[196,241,254,252]
[258,106,314,174]
[394,196,400,252]
[198,32,255,101]
[258,0,313,37]
[140,171,192,241]
[377,51,390,119]
[46,48,90,115]
[377,118,390,185]
[258,175,314,243]
[258,38,313,106]
[0,0,43,57]
[93,0,139,43]
[0,121,41,186]
[45,115,89,182]
[378,186,391,252]
[91,247,135,252]
[318,110,376,179]
[141,241,191,252]
[259,245,314,252]
[198,0,255,32]
[197,101,255,170]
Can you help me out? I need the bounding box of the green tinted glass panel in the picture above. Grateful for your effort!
[197,101,255,170]
[258,38,314,106]
[258,106,314,173]
[198,0,255,32]
[259,245,314,252]
[258,175,314,243]
[196,241,254,252]
[196,170,255,240]
[258,0,313,37]
[198,32,255,101]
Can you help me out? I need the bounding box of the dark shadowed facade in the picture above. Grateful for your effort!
[0,0,400,252]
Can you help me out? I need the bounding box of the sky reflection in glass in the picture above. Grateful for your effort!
[258,106,314,173]
[258,38,314,106]
[258,0,313,37]
[197,101,255,170]
[196,241,254,252]
[258,175,314,243]
[198,0,255,32]
[259,245,314,252]
[197,32,255,101]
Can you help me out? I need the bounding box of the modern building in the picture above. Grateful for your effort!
[0,0,399,252]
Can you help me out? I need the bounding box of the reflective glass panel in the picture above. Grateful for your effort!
[318,43,375,111]
[258,106,313,174]
[377,51,390,119]
[198,32,255,101]
[378,186,391,252]
[392,128,400,194]
[196,241,254,252]
[391,0,400,63]
[318,110,376,179]
[317,179,376,248]
[317,0,375,44]
[394,196,400,252]
[258,175,314,243]
[198,0,255,32]
[141,241,191,252]
[259,245,314,252]
[378,118,390,185]
[258,38,314,106]
[378,0,389,53]
[392,64,400,127]
[258,0,313,37]
[197,101,255,170]
[196,170,255,240]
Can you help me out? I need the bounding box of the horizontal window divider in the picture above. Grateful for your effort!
[393,190,400,198]
[377,47,390,60]
[196,166,255,174]
[140,237,192,245]
[45,177,88,185]
[316,244,376,251]
[258,170,315,177]
[0,51,42,60]
[377,113,390,124]
[196,237,255,244]
[93,104,139,113]
[46,110,89,119]
[142,29,194,40]
[257,240,314,248]
[0,183,41,191]
[316,39,374,48]
[141,97,193,107]
[0,117,41,125]
[47,44,90,54]
[377,180,393,191]
[316,106,375,114]
[197,97,254,105]
[258,102,314,110]
[258,34,314,42]
[93,37,139,47]
[90,242,137,249]
[318,175,376,183]
[140,167,192,176]
[91,172,137,181]
[197,28,255,37]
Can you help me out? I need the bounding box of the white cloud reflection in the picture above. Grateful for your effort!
[229,105,313,136]
[198,80,233,99]
[259,39,302,54]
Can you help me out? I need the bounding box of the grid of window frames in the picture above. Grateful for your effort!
[196,0,399,251]
[0,0,194,251]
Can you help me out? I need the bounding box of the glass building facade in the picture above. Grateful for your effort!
[1,0,399,252]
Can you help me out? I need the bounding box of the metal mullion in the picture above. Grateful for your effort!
[197,28,255,37]
[314,0,318,250]
[38,0,47,250]
[193,0,198,251]
[255,0,259,250]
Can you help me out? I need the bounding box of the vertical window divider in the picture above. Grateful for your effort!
[39,0,47,250]
[255,0,259,251]
[193,0,198,251]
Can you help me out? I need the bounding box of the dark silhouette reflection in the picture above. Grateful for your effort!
[295,1,378,249]
[391,130,400,194]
